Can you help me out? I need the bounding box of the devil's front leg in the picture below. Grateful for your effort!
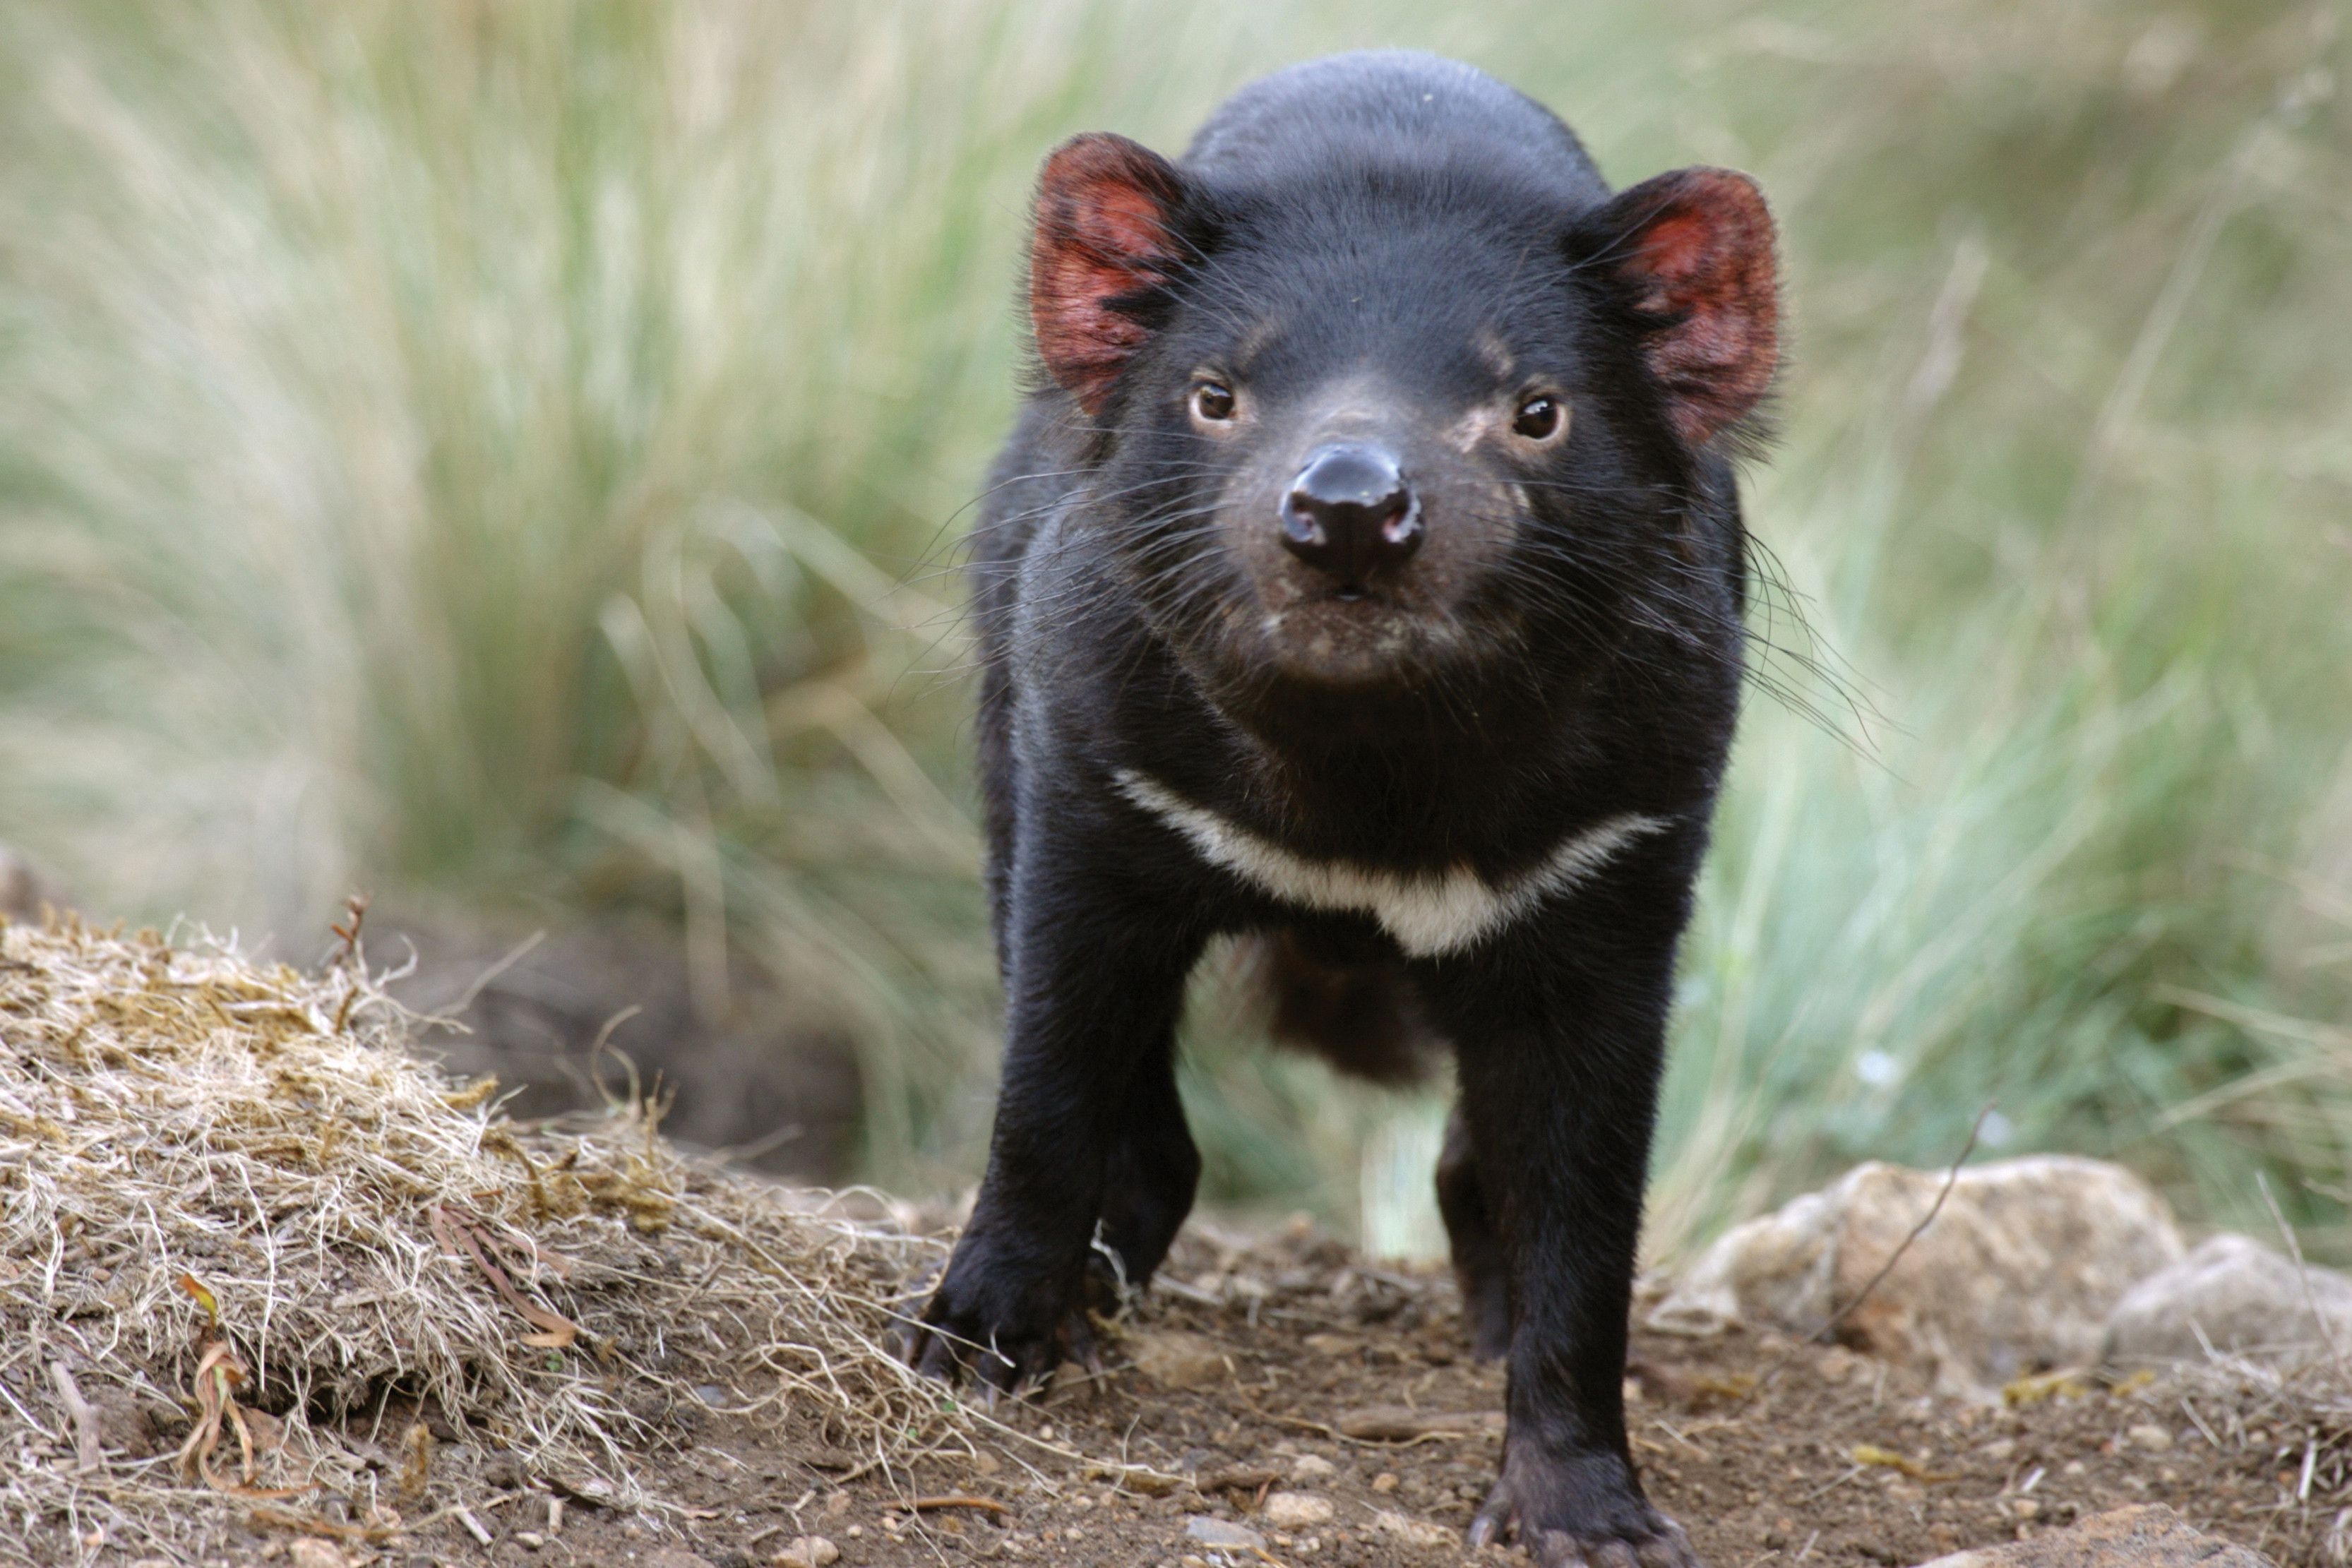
[1421,866,1700,1568]
[906,827,1206,1396]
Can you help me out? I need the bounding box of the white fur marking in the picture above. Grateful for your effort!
[1114,770,1668,957]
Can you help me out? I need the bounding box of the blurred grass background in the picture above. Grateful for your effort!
[1,0,2348,1262]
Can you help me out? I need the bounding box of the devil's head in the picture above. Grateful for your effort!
[1026,93,1777,731]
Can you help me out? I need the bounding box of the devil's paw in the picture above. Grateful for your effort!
[902,1241,1098,1399]
[1468,1444,1700,1568]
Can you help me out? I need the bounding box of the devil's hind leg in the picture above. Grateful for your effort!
[1436,1099,1514,1360]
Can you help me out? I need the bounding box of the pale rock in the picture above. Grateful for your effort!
[1907,1503,2272,1568]
[1289,1452,1339,1482]
[1262,1492,1335,1528]
[288,1543,350,1568]
[1372,1509,1459,1553]
[1649,1156,2183,1395]
[1133,1329,1231,1390]
[2103,1233,2352,1366]
[774,1538,839,1568]
[1185,1515,1267,1551]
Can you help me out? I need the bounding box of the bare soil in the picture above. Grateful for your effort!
[189,1221,2326,1568]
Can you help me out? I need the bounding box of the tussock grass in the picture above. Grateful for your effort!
[0,912,978,1564]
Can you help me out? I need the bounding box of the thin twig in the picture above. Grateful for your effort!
[447,929,547,1017]
[2257,1172,2346,1371]
[49,1360,102,1473]
[1810,1103,1994,1344]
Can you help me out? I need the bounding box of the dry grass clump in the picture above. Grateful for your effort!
[0,912,972,1564]
[2173,1352,2352,1564]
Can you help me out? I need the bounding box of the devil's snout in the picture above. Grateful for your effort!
[1279,443,1422,587]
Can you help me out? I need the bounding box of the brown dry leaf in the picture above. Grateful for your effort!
[1851,1444,1958,1483]
[178,1271,220,1329]
[2003,1369,2094,1406]
[441,1077,500,1111]
[1335,1406,1503,1441]
[175,1336,302,1497]
[431,1204,581,1350]
[174,1337,244,1483]
[395,1420,433,1504]
[246,1505,401,1543]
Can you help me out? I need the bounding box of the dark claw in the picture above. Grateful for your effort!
[902,1259,1100,1414]
[1065,1310,1105,1379]
[1589,1538,1642,1568]
[1471,1447,1701,1568]
[1536,1531,1594,1568]
[907,1322,963,1382]
[1638,1519,1697,1568]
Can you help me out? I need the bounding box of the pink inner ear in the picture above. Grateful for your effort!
[1615,168,1779,447]
[1630,210,1713,299]
[1029,135,1184,416]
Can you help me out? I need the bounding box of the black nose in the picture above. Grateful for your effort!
[1279,443,1421,584]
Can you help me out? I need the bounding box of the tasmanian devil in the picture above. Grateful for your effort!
[905,49,1778,1568]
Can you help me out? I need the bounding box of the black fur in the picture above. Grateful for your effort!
[910,51,1774,1567]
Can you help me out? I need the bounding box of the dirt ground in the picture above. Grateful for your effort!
[145,1218,2324,1568]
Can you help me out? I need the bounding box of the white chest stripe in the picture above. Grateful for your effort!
[1113,770,1669,958]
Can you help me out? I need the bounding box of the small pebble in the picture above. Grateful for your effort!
[1371,1471,1400,1493]
[1371,1511,1458,1552]
[1263,1492,1335,1529]
[773,1538,838,1568]
[2128,1423,2174,1452]
[1290,1453,1338,1482]
[1186,1516,1268,1551]
[514,1531,545,1551]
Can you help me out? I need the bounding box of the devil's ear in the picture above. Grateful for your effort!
[1029,133,1189,416]
[1587,167,1779,448]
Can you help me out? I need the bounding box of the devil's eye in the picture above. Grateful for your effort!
[1512,394,1566,441]
[1191,380,1237,422]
